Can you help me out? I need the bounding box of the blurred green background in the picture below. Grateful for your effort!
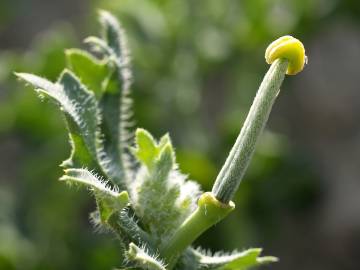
[1,0,360,269]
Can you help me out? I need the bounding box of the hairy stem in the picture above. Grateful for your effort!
[160,192,235,269]
[212,58,288,203]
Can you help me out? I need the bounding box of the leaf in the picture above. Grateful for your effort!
[93,10,134,186]
[99,10,126,59]
[84,36,114,57]
[133,128,174,172]
[17,11,135,189]
[58,71,99,155]
[133,128,159,169]
[126,243,166,270]
[153,143,175,181]
[15,71,99,169]
[65,48,111,99]
[66,49,129,185]
[191,247,278,270]
[66,46,132,186]
[97,69,132,186]
[60,168,129,222]
[107,208,153,248]
[130,129,200,245]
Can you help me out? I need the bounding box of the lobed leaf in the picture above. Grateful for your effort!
[17,10,135,188]
[65,47,130,186]
[15,71,99,169]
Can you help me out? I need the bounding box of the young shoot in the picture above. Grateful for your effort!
[17,12,306,270]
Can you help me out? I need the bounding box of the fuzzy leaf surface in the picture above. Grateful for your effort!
[60,168,129,222]
[126,243,166,270]
[65,48,111,98]
[16,71,99,168]
[94,10,134,186]
[99,10,125,58]
[191,248,278,270]
[130,128,201,245]
[107,208,153,248]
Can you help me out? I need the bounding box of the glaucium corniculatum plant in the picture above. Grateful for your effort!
[16,11,307,270]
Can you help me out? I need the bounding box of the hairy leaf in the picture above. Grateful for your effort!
[65,48,111,99]
[94,10,134,186]
[191,248,278,270]
[99,10,126,59]
[133,128,158,169]
[126,243,166,270]
[107,208,153,248]
[16,10,135,188]
[15,71,99,169]
[60,168,129,222]
[130,128,201,245]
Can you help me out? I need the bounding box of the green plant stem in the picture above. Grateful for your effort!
[161,192,235,269]
[212,58,289,203]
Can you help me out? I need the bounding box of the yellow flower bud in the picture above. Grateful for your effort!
[265,35,307,75]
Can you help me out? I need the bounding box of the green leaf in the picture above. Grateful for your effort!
[127,243,166,270]
[191,248,278,270]
[60,168,129,222]
[158,133,171,149]
[65,48,111,99]
[133,128,174,171]
[57,71,99,155]
[153,143,175,181]
[133,128,158,169]
[97,69,132,186]
[130,129,200,245]
[107,208,153,248]
[94,10,134,187]
[99,10,126,58]
[16,10,135,189]
[84,36,114,57]
[15,71,99,169]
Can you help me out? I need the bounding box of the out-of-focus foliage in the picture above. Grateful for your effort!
[0,0,354,269]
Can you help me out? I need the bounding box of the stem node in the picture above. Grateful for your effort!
[161,192,235,269]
